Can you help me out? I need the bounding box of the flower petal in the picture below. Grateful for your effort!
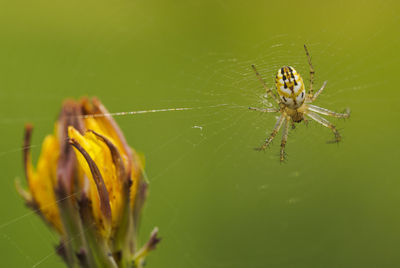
[81,98,133,174]
[23,125,63,233]
[68,129,112,235]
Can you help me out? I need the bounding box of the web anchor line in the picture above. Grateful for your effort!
[0,104,244,159]
[79,104,232,119]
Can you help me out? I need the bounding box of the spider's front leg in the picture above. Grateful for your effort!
[304,44,315,95]
[251,64,280,104]
[255,114,285,151]
[303,45,329,102]
[307,81,327,102]
[307,104,350,118]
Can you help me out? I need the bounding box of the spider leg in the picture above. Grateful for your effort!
[305,111,341,143]
[251,64,280,104]
[248,107,279,113]
[255,114,286,151]
[307,104,350,118]
[280,117,290,162]
[304,44,315,95]
[308,81,327,102]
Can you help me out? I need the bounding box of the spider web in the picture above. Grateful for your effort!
[0,42,390,268]
[0,2,399,267]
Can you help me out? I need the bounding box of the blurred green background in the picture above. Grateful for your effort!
[1,0,399,267]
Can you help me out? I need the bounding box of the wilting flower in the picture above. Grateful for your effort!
[17,98,160,268]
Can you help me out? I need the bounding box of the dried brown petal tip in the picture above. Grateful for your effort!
[23,124,33,180]
[91,98,133,170]
[133,227,161,263]
[76,248,90,268]
[68,138,112,223]
[55,241,68,264]
[147,227,161,252]
[57,102,84,194]
[88,130,127,184]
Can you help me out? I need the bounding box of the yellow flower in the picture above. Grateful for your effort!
[17,98,159,268]
[20,124,63,233]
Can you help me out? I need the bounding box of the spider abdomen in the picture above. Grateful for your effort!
[276,66,305,109]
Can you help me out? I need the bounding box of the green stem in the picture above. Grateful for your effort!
[57,194,93,268]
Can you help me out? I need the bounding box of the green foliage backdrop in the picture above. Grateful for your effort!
[0,0,399,267]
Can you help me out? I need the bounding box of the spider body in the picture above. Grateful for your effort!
[250,45,350,162]
[282,103,307,123]
[276,66,306,110]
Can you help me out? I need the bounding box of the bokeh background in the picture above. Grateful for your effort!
[1,0,399,267]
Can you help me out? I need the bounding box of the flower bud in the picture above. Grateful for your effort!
[17,97,160,268]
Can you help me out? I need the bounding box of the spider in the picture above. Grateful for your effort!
[249,45,350,162]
